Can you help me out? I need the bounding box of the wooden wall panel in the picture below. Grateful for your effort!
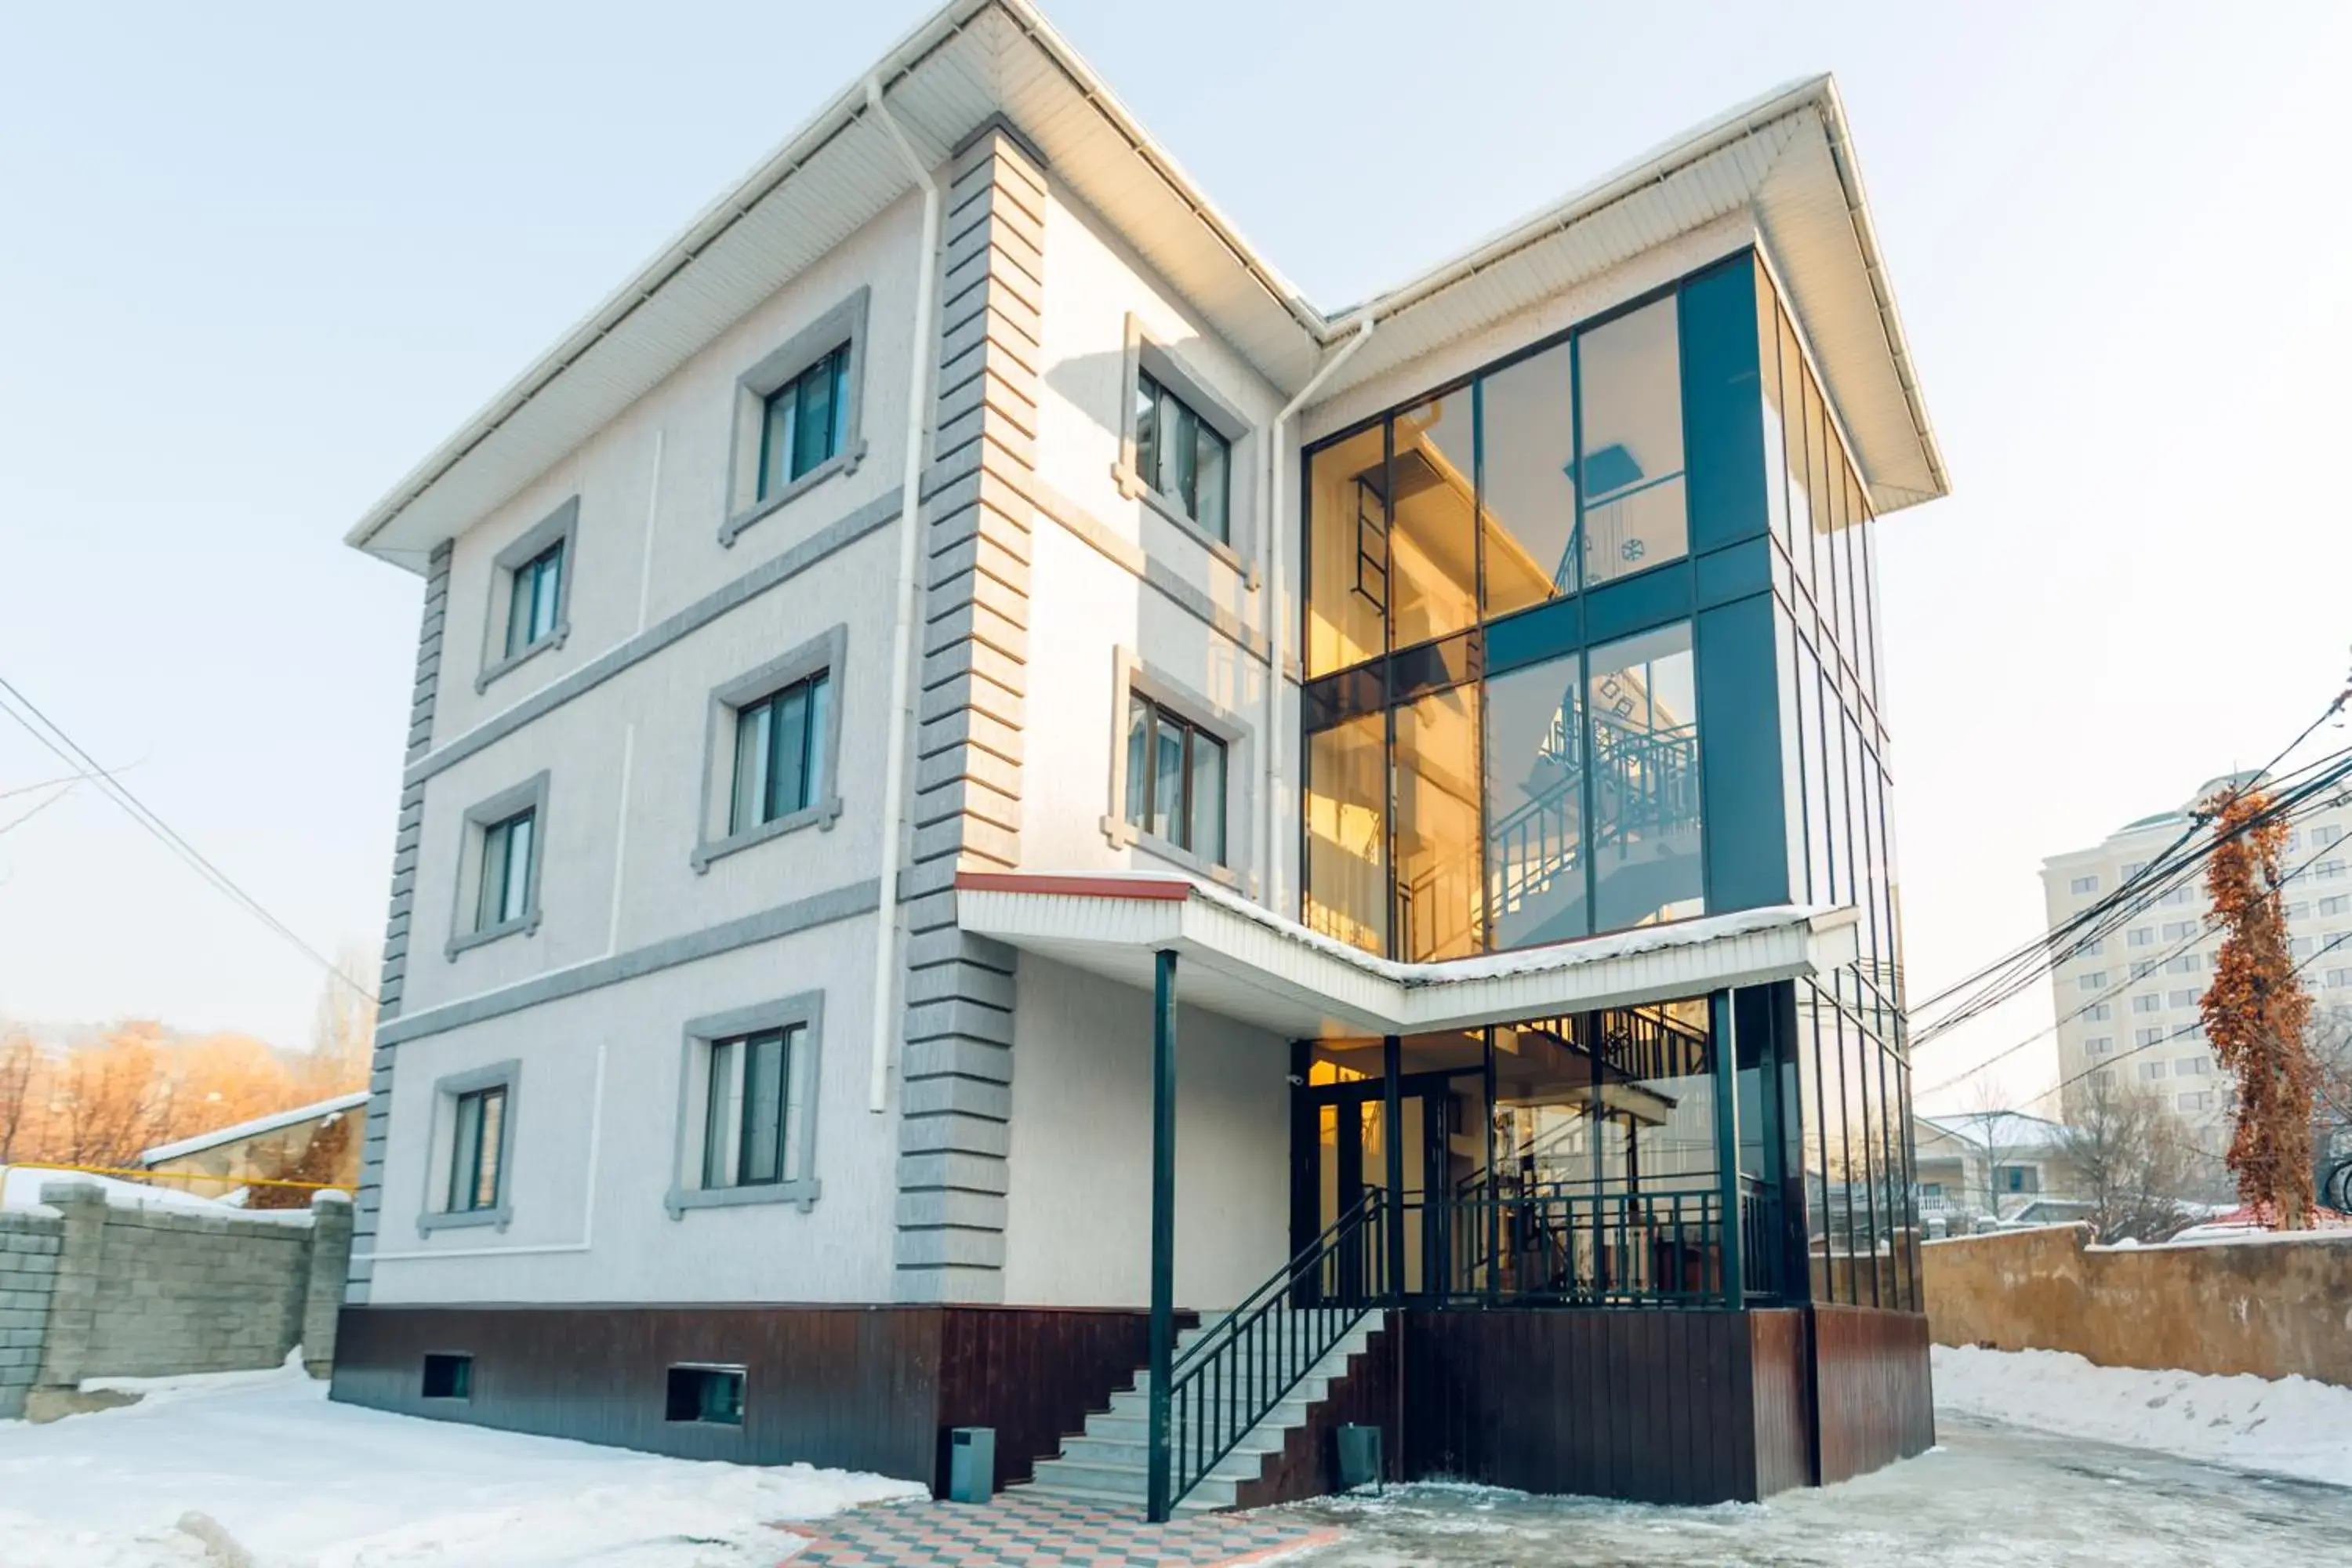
[1396,1309,1796,1506]
[1811,1304,1934,1486]
[1748,1308,1813,1496]
[934,1306,1181,1492]
[1230,1320,1398,1509]
[336,1303,1173,1495]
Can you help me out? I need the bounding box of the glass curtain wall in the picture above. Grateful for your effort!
[1755,261,1917,1312]
[1302,283,1700,960]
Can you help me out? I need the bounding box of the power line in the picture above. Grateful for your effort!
[0,760,136,803]
[0,675,377,1004]
[0,781,78,839]
[1916,812,2352,1099]
[1905,681,2352,1026]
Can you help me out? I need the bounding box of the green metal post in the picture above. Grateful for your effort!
[1711,988,1745,1308]
[1147,948,1178,1522]
[1382,1034,1404,1301]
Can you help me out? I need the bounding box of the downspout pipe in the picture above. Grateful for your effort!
[864,74,944,1114]
[1258,315,1375,915]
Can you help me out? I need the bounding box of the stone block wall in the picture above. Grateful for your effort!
[0,1181,353,1419]
[0,1208,63,1419]
[1922,1223,2352,1388]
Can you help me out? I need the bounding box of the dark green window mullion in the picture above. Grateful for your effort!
[1688,607,1714,916]
[1569,333,1598,939]
[1381,416,1399,960]
[1470,377,1494,952]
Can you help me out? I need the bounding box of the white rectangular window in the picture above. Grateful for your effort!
[2317,825,2345,847]
[2173,1057,2210,1077]
[2317,859,2348,881]
[505,540,565,659]
[2121,860,2147,880]
[2177,1091,2214,1112]
[1134,369,1232,541]
[2127,927,2155,949]
[2326,968,2352,990]
[2079,972,2109,991]
[2161,920,2199,941]
[731,671,832,834]
[1123,692,1229,863]
[2318,895,2350,916]
[2138,1059,2166,1080]
[2132,993,2161,1014]
[2085,1036,2114,1057]
[2069,874,2100,895]
[758,346,851,502]
[2083,1003,2111,1021]
[2135,1027,2166,1048]
[2159,885,2195,906]
[2165,953,2201,975]
[702,1025,811,1191]
[2168,989,2199,1010]
[476,808,535,932]
[447,1084,507,1213]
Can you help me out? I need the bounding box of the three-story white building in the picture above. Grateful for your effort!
[336,0,1949,1514]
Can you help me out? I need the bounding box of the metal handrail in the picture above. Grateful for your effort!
[1160,1189,1388,1512]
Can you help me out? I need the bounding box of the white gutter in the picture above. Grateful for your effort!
[1258,317,1375,914]
[862,74,946,1115]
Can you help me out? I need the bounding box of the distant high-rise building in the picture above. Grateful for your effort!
[2041,772,2352,1150]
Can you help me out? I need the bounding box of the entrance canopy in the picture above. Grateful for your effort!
[953,871,1858,1037]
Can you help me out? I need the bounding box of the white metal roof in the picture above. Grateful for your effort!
[347,0,1945,570]
[140,1090,368,1167]
[955,870,1859,1038]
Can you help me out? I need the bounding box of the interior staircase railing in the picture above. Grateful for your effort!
[1153,1189,1388,1516]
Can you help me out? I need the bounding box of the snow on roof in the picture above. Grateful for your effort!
[0,1167,308,1221]
[1918,1110,2072,1153]
[140,1090,368,1167]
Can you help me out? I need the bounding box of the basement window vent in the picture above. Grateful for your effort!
[666,1364,746,1426]
[421,1353,473,1400]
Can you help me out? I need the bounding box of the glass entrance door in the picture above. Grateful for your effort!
[1305,1074,1465,1299]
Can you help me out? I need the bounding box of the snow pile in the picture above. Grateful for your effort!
[0,1358,924,1566]
[0,1165,303,1220]
[1933,1344,2352,1488]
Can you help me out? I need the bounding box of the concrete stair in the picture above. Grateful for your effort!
[1017,1308,1385,1514]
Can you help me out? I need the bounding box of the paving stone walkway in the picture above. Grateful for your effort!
[779,1490,1338,1566]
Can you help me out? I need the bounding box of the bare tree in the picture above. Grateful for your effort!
[2056,1076,2199,1241]
[0,1031,36,1161]
[1955,1082,2030,1222]
[301,943,377,1098]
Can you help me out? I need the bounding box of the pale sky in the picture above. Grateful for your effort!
[2,2,2346,1110]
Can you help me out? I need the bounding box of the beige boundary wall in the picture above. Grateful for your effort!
[1922,1224,2352,1388]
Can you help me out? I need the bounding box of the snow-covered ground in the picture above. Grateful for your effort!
[1931,1343,2352,1489]
[0,1359,924,1567]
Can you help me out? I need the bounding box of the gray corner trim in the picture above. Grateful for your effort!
[1100,645,1252,887]
[475,495,581,692]
[666,991,826,1218]
[691,622,851,873]
[378,876,880,1048]
[949,113,1047,169]
[720,286,873,547]
[445,771,550,960]
[416,1058,520,1237]
[405,486,901,789]
[1112,311,1256,584]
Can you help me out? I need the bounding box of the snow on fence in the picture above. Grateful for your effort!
[1922,1222,2352,1388]
[0,1177,351,1421]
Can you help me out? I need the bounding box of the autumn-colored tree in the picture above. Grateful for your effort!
[0,1033,39,1161]
[2201,788,2318,1229]
[56,1029,176,1168]
[245,1111,356,1210]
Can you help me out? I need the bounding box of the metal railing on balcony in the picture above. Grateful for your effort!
[1413,1174,1779,1307]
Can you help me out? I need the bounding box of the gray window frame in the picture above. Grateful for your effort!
[720,288,870,547]
[1099,646,1249,889]
[1112,314,1254,579]
[447,771,550,960]
[666,992,825,1218]
[691,624,848,873]
[418,1058,520,1234]
[477,497,581,691]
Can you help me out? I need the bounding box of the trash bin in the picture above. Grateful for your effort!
[948,1426,996,1504]
[1333,1423,1382,1492]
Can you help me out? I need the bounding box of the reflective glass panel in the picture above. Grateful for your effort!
[1587,622,1702,930]
[1484,650,1588,948]
[1577,298,1686,588]
[1394,681,1482,960]
[1388,390,1477,651]
[1479,342,1576,614]
[1304,710,1388,955]
[1305,426,1388,676]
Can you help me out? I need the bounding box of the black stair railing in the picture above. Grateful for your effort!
[1154,1189,1388,1515]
